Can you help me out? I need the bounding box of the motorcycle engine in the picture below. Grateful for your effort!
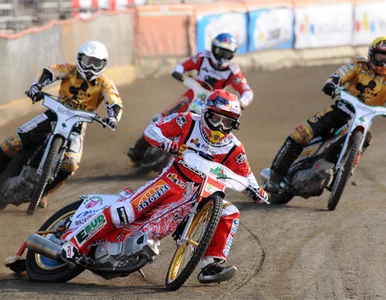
[289,159,335,198]
[92,232,159,278]
[0,165,37,205]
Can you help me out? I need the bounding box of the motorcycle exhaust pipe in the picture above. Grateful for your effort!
[26,234,62,262]
[260,168,271,183]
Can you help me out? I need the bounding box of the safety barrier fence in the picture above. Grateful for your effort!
[0,0,382,108]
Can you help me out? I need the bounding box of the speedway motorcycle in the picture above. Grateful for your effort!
[5,146,266,290]
[0,93,113,215]
[127,76,213,174]
[261,88,386,211]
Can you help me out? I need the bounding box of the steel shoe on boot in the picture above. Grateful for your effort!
[198,262,237,284]
[265,170,283,194]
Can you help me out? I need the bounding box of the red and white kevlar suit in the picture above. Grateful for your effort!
[63,112,260,262]
[164,51,254,115]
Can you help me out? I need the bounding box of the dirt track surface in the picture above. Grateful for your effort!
[2,65,386,300]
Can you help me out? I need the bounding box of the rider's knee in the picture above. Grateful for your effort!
[110,201,136,227]
[0,133,22,158]
[290,121,314,146]
[61,152,81,173]
[364,131,373,148]
[221,200,240,217]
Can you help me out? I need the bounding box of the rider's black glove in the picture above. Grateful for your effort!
[103,117,118,129]
[171,71,183,82]
[322,82,337,98]
[26,84,43,103]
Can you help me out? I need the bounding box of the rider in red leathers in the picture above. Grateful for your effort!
[127,32,254,166]
[60,90,267,284]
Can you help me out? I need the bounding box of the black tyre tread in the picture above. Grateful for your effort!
[165,195,222,291]
[269,191,294,205]
[328,131,363,211]
[27,136,64,215]
[26,200,84,282]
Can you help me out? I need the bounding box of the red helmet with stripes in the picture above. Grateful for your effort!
[200,90,241,144]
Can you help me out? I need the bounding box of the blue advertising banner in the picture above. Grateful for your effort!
[196,12,248,54]
[248,7,294,52]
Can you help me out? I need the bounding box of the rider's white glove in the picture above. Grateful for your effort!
[252,187,269,204]
[159,138,179,154]
[151,113,163,123]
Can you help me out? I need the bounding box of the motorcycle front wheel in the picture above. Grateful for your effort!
[27,136,64,215]
[165,194,222,291]
[328,130,363,211]
[26,200,85,282]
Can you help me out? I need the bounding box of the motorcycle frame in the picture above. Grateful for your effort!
[334,89,386,174]
[35,95,99,177]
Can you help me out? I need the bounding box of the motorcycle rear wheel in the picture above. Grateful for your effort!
[328,130,363,211]
[26,200,85,282]
[165,195,222,291]
[27,136,64,215]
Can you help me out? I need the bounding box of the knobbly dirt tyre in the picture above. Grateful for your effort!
[165,195,222,291]
[26,200,84,282]
[328,131,363,211]
[27,136,64,215]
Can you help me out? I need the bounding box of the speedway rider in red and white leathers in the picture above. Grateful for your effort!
[61,90,267,284]
[128,32,254,165]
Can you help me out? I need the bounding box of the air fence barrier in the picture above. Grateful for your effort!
[1,0,382,126]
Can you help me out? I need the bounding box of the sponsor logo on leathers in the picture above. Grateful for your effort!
[135,180,171,212]
[75,214,106,246]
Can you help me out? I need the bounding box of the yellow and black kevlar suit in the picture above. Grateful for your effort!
[0,63,123,195]
[270,56,386,182]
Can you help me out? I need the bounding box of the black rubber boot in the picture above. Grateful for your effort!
[0,148,11,175]
[197,260,237,284]
[127,134,151,163]
[267,137,303,193]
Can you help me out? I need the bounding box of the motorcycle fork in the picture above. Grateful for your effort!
[176,201,199,247]
[36,134,56,176]
[176,179,207,247]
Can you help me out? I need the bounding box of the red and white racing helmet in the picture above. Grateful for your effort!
[201,90,241,144]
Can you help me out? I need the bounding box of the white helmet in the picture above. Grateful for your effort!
[76,41,108,81]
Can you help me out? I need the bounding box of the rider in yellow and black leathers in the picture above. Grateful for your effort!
[267,36,386,192]
[0,41,123,207]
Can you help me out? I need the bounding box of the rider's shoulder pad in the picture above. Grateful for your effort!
[190,113,200,121]
[353,56,368,65]
[198,50,211,58]
[229,133,242,146]
[228,63,241,74]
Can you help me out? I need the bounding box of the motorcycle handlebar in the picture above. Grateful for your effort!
[173,144,214,161]
[27,92,115,131]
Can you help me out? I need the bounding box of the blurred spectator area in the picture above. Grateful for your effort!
[0,0,222,33]
[0,0,73,33]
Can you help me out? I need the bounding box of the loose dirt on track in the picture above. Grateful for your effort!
[2,65,386,300]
